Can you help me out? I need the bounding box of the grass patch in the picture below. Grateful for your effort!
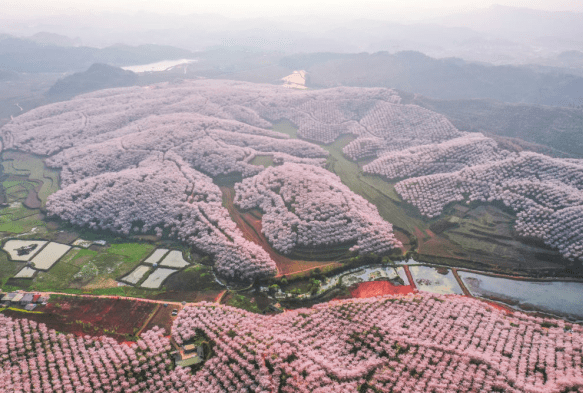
[2,151,60,207]
[224,292,261,313]
[2,180,24,189]
[164,264,223,292]
[321,134,428,234]
[107,243,155,263]
[0,203,46,234]
[250,155,275,168]
[91,287,126,296]
[0,253,22,288]
[272,119,298,138]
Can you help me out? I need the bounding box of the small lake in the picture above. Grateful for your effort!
[458,271,583,321]
[122,59,198,73]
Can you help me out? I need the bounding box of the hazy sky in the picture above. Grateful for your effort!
[3,0,583,20]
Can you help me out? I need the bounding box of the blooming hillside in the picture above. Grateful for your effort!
[3,78,582,274]
[2,293,583,392]
[395,153,583,261]
[0,80,428,281]
[235,163,402,255]
[46,154,276,281]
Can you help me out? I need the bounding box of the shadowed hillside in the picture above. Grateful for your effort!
[47,63,138,99]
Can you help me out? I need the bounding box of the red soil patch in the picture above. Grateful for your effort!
[481,300,514,314]
[221,186,342,277]
[215,290,227,303]
[350,281,414,298]
[393,229,412,253]
[414,226,464,259]
[143,305,176,334]
[4,297,157,342]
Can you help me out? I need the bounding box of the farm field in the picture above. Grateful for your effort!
[1,151,59,208]
[2,239,46,261]
[141,268,177,289]
[2,295,158,341]
[408,265,464,295]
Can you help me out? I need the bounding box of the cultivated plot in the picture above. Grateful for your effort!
[140,268,177,289]
[13,266,36,278]
[408,265,464,295]
[3,239,46,261]
[144,248,169,264]
[120,265,151,285]
[30,242,72,270]
[159,250,189,268]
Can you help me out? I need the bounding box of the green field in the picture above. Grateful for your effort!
[164,264,224,292]
[322,134,428,234]
[0,203,45,234]
[272,119,298,138]
[250,155,275,168]
[23,242,155,292]
[2,151,60,207]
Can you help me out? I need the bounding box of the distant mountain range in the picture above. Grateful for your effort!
[281,51,583,107]
[0,34,196,73]
[434,5,583,44]
[3,6,583,66]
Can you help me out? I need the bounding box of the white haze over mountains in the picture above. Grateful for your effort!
[1,3,583,65]
[2,0,582,19]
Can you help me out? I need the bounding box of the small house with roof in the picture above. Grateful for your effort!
[11,293,24,303]
[21,293,34,305]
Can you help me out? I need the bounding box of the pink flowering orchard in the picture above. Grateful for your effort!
[235,163,402,255]
[3,79,582,268]
[2,294,582,392]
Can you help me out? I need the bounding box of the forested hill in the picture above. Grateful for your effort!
[282,51,583,107]
[47,64,138,99]
[403,93,583,158]
[0,35,195,73]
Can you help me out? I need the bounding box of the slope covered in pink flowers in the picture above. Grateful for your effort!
[235,163,402,255]
[2,78,582,275]
[2,293,583,392]
[0,80,443,281]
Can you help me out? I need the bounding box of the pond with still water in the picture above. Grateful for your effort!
[459,271,583,321]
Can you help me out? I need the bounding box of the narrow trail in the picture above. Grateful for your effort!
[135,303,161,337]
[215,290,228,304]
[452,268,472,296]
[403,265,416,290]
[29,291,190,306]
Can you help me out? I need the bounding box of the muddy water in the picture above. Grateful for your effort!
[459,271,583,321]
